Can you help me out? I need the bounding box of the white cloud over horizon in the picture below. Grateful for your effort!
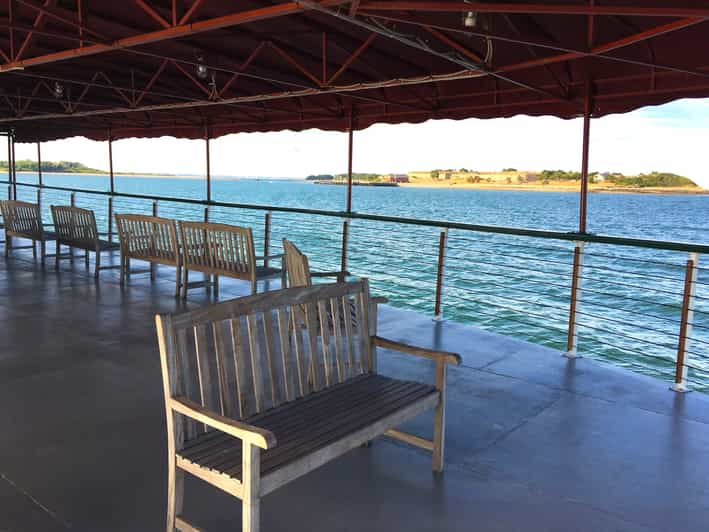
[11,98,709,188]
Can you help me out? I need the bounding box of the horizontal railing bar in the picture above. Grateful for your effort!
[444,244,574,268]
[583,251,687,269]
[9,181,709,254]
[446,268,572,292]
[444,272,569,300]
[452,233,574,255]
[574,308,679,337]
[578,274,685,297]
[445,285,571,314]
[577,322,678,351]
[576,297,682,326]
[458,307,568,337]
[452,291,568,324]
[582,339,675,369]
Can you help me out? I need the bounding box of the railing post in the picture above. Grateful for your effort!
[70,192,76,207]
[203,206,209,222]
[150,201,158,279]
[672,252,699,393]
[107,197,113,242]
[434,228,448,321]
[36,188,41,211]
[263,212,271,269]
[340,219,349,274]
[565,241,585,358]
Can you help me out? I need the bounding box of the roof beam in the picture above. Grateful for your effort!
[133,0,171,29]
[0,0,350,72]
[358,2,709,18]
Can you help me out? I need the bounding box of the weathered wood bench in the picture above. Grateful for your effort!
[0,199,55,264]
[155,279,460,532]
[51,205,120,278]
[178,221,284,299]
[115,213,181,296]
[282,237,388,333]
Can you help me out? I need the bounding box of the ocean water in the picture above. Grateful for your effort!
[11,172,709,390]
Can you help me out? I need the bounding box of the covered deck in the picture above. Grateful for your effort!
[2,248,708,532]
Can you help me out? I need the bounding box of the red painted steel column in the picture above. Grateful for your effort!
[36,141,42,187]
[11,135,17,200]
[205,128,211,203]
[346,114,354,213]
[108,131,115,194]
[579,82,592,234]
[6,134,11,199]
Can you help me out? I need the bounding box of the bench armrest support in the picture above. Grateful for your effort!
[372,336,461,365]
[170,396,277,449]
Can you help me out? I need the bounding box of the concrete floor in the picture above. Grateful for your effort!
[0,244,708,532]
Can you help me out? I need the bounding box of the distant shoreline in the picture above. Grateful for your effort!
[9,171,707,195]
[400,182,709,195]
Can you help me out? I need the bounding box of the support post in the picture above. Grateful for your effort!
[672,252,699,392]
[565,241,585,358]
[205,128,211,203]
[70,192,75,207]
[203,206,209,222]
[263,212,271,269]
[578,81,592,234]
[10,134,16,200]
[37,141,42,186]
[340,219,349,274]
[107,197,113,242]
[434,228,448,320]
[108,132,115,194]
[346,117,353,213]
[151,201,158,279]
[6,134,11,199]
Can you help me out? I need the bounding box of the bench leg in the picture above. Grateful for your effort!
[242,441,260,532]
[32,239,37,259]
[432,361,447,473]
[4,235,10,257]
[182,269,189,300]
[213,275,219,298]
[166,459,184,532]
[40,240,46,268]
[174,266,181,298]
[85,249,90,270]
[120,256,126,287]
[94,250,100,279]
[55,242,60,271]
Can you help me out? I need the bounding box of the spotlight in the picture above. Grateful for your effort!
[52,81,64,98]
[196,55,209,80]
[464,11,477,28]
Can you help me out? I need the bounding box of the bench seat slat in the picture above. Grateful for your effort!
[177,374,437,480]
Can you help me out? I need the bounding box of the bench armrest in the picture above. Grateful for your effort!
[170,396,277,450]
[372,336,461,365]
[371,296,388,305]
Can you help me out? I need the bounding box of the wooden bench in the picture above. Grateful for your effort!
[155,279,460,532]
[115,213,181,296]
[0,199,55,264]
[282,237,388,333]
[178,221,284,299]
[51,205,120,278]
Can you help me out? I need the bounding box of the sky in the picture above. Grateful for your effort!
[12,97,709,188]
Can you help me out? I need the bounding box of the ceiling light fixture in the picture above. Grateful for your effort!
[52,81,64,98]
[196,55,209,80]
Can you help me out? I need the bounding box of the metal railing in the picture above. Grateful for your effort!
[4,180,709,393]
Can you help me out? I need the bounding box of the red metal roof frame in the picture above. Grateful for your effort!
[0,1,708,142]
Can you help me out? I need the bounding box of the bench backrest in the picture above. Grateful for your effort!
[179,221,255,279]
[282,238,312,288]
[115,213,179,264]
[156,280,374,437]
[0,200,43,238]
[51,205,98,246]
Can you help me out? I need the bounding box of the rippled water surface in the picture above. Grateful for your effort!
[12,172,709,390]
